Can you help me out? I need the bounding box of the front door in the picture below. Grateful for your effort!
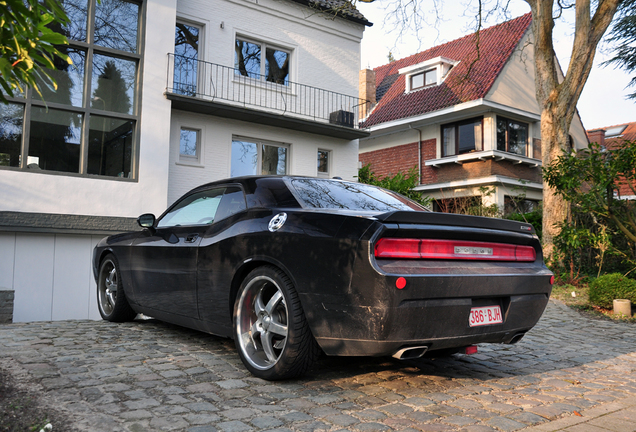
[129,187,226,318]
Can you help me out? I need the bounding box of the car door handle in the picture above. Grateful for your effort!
[185,233,199,243]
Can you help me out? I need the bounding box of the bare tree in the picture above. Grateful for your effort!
[525,0,620,259]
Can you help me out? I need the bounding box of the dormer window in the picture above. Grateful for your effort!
[410,69,437,90]
[400,56,457,93]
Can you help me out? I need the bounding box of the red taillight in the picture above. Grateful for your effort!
[464,345,478,355]
[550,275,555,285]
[375,238,536,262]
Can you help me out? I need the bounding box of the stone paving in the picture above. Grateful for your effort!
[1,300,635,432]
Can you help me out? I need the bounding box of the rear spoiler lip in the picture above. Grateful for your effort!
[374,211,536,236]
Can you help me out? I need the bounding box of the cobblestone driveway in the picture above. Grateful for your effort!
[1,300,635,432]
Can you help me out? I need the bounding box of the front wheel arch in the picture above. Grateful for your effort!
[96,253,137,322]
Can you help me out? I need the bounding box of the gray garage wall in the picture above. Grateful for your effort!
[0,232,106,322]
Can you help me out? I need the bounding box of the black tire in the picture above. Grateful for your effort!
[97,254,137,322]
[233,266,320,380]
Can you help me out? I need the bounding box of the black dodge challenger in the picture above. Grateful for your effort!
[93,176,553,380]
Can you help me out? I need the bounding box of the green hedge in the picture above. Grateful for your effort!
[588,273,636,309]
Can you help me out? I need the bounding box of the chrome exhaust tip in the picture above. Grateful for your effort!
[392,346,428,360]
[507,332,526,345]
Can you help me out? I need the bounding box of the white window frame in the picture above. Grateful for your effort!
[400,56,458,93]
[234,35,292,86]
[317,149,331,178]
[231,136,289,177]
[174,20,205,96]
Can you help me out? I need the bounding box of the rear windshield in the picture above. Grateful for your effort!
[289,178,426,212]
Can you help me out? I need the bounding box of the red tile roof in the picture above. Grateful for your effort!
[362,13,533,128]
[605,122,636,145]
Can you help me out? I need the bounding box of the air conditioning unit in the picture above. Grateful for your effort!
[329,110,354,127]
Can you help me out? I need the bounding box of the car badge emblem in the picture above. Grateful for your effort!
[268,213,287,232]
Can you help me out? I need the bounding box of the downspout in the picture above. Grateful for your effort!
[408,124,423,185]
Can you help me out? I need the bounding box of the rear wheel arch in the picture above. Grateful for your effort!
[229,258,302,318]
[232,264,320,379]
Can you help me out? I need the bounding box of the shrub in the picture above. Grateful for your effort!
[588,273,636,309]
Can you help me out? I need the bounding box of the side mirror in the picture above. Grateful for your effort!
[137,213,156,229]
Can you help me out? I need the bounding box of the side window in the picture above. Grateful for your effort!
[158,188,224,228]
[215,187,247,221]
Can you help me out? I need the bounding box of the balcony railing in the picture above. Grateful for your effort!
[167,53,369,129]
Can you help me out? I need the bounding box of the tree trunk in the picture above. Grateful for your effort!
[540,108,570,261]
[524,0,620,262]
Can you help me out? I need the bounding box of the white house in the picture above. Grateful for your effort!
[0,0,370,322]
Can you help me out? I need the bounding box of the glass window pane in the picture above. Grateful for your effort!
[38,48,86,107]
[508,121,527,155]
[215,187,247,221]
[317,150,329,173]
[91,54,136,114]
[474,122,483,151]
[261,145,286,175]
[443,126,455,156]
[88,116,133,177]
[0,103,23,167]
[235,40,261,79]
[231,140,258,177]
[180,128,199,157]
[174,23,199,96]
[265,48,289,85]
[411,73,424,89]
[94,0,140,53]
[60,0,88,42]
[158,188,224,228]
[458,121,478,154]
[425,69,437,86]
[291,179,425,212]
[497,118,507,151]
[28,107,82,173]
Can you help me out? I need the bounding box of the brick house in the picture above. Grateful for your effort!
[358,14,588,213]
[587,121,636,200]
[0,0,370,322]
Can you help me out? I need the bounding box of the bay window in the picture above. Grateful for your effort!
[497,117,528,156]
[442,117,483,157]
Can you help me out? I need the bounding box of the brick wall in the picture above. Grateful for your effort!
[359,142,419,178]
[618,181,636,198]
[433,159,542,184]
[420,139,438,185]
[360,139,542,186]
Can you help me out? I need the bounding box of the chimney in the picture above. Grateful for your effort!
[587,129,606,147]
[359,68,376,120]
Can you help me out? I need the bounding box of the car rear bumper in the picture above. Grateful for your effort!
[316,326,532,357]
[308,290,550,357]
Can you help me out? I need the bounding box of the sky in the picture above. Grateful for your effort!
[357,1,635,130]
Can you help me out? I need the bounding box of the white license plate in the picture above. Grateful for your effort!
[469,305,503,327]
